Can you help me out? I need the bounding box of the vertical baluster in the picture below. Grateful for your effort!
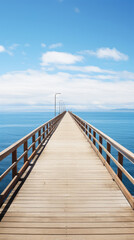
[106,142,111,164]
[99,136,102,154]
[51,121,53,131]
[32,134,35,152]
[44,125,46,139]
[38,130,41,145]
[84,123,86,133]
[43,126,45,140]
[46,123,48,137]
[48,123,50,134]
[24,140,28,163]
[117,152,123,181]
[93,131,96,145]
[48,123,50,133]
[89,127,91,140]
[82,122,84,132]
[12,149,17,179]
[86,124,88,135]
[49,122,51,132]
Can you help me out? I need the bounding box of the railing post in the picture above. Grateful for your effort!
[99,136,102,154]
[84,123,86,133]
[89,127,91,140]
[48,123,50,134]
[86,124,88,135]
[49,121,52,132]
[46,123,48,137]
[38,130,41,145]
[83,122,85,132]
[93,131,96,145]
[24,140,28,163]
[117,152,123,181]
[52,121,54,131]
[32,134,35,152]
[51,121,53,131]
[43,126,45,140]
[12,149,17,179]
[106,142,111,165]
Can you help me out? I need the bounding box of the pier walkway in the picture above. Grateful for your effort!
[0,112,134,239]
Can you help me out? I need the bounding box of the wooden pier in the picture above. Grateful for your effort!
[0,112,134,239]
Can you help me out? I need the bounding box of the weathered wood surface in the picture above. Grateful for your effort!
[0,112,134,239]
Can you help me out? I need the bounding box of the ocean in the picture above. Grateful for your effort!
[0,111,134,195]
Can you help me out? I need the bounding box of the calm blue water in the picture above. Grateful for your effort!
[0,112,54,151]
[0,111,134,195]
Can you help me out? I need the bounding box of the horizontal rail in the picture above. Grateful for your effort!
[0,111,66,206]
[69,111,134,209]
[0,117,60,161]
[70,113,134,163]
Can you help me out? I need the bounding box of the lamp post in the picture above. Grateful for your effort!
[55,93,61,116]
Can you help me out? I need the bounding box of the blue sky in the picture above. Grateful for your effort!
[0,0,134,111]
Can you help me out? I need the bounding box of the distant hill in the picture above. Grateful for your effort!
[113,108,134,111]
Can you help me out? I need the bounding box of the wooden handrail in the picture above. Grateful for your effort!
[0,111,66,206]
[0,114,63,161]
[69,111,134,209]
[70,112,134,163]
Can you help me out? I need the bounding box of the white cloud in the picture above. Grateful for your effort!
[41,43,46,48]
[0,45,6,53]
[74,7,80,13]
[57,65,115,74]
[41,51,83,66]
[81,48,128,61]
[0,69,134,111]
[49,43,63,49]
[118,71,134,80]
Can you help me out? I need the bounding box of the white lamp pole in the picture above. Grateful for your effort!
[55,93,61,116]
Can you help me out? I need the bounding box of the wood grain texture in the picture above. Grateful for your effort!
[0,112,134,239]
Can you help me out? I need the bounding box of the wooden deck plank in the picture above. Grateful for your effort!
[0,235,134,240]
[0,112,134,239]
[1,221,134,228]
[1,227,134,234]
[2,216,134,223]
